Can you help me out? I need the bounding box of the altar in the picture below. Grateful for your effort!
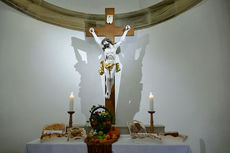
[24,7,190,153]
[25,135,191,153]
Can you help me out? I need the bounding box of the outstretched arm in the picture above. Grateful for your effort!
[114,25,131,49]
[89,28,103,48]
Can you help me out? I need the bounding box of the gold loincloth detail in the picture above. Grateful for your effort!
[116,63,120,72]
[99,61,121,75]
[99,61,104,75]
[105,63,115,71]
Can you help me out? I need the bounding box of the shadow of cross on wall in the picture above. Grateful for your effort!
[116,33,149,125]
[71,37,104,119]
[72,33,149,124]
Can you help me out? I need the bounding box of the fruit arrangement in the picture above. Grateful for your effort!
[85,127,120,144]
[89,105,114,133]
[85,105,120,144]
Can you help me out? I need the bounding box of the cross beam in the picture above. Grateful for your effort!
[85,8,134,42]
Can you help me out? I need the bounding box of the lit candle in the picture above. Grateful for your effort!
[149,92,154,111]
[69,92,74,111]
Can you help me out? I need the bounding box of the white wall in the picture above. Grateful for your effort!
[0,0,230,153]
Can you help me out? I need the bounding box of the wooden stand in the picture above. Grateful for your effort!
[148,111,156,133]
[67,111,75,128]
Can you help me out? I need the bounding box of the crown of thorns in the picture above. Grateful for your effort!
[101,38,114,45]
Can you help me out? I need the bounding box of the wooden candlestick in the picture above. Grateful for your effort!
[148,111,156,133]
[67,111,75,128]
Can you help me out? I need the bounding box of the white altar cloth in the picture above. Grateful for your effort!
[25,135,191,153]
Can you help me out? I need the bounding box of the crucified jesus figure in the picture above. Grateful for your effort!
[89,25,131,99]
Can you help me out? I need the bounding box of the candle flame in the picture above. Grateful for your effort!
[149,92,154,99]
[70,92,74,98]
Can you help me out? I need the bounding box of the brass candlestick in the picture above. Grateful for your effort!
[67,111,75,128]
[148,111,156,133]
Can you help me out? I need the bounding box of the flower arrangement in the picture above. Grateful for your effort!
[89,105,113,134]
[85,105,120,144]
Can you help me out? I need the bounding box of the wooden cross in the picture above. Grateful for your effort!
[85,8,134,123]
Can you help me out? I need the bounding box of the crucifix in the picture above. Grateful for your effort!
[85,8,134,122]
